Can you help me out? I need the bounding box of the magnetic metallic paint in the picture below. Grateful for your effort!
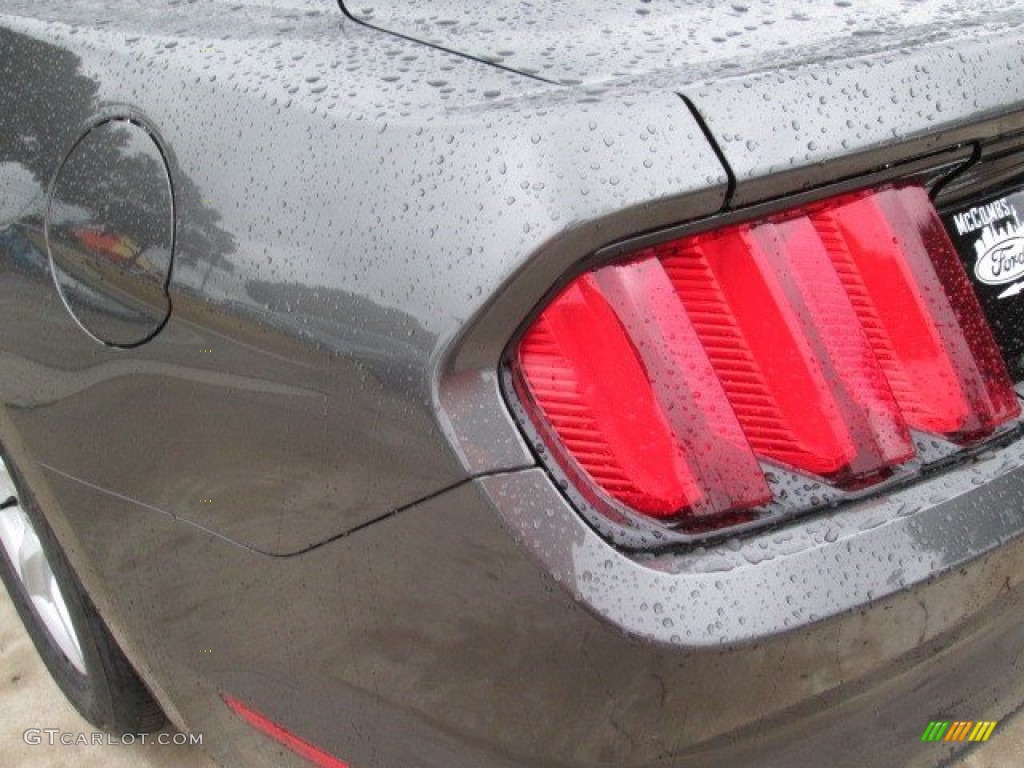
[4,2,1024,767]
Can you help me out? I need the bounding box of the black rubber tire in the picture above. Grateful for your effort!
[0,454,166,733]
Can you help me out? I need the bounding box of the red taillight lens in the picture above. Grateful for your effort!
[512,184,1019,533]
[818,187,1019,442]
[519,274,705,516]
[519,260,772,518]
[665,217,913,484]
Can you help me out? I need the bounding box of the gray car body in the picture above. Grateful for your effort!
[3,0,1024,765]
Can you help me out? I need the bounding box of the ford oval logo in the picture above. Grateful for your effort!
[975,235,1024,285]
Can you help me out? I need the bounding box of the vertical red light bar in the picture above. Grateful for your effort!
[517,262,771,520]
[517,275,703,517]
[591,257,771,516]
[663,216,914,484]
[818,186,1019,442]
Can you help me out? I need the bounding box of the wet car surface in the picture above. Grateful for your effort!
[4,2,1024,767]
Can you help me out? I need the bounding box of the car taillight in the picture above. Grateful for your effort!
[510,184,1020,537]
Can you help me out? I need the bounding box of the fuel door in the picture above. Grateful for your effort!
[45,117,173,347]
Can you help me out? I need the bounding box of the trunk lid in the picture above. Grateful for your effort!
[344,1,1024,86]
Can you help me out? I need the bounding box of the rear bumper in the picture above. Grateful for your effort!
[482,427,1024,647]
[215,469,1024,768]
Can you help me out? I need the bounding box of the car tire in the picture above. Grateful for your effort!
[0,450,165,733]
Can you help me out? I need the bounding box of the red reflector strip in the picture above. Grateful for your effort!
[818,186,1019,442]
[223,695,349,768]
